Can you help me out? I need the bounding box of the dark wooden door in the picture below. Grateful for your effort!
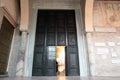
[65,13,80,76]
[0,17,14,75]
[33,10,79,76]
[32,11,57,76]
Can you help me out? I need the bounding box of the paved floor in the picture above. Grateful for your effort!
[1,76,120,80]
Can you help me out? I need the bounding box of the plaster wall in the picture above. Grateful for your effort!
[88,1,120,76]
[0,0,19,22]
[0,0,1,6]
[85,0,94,32]
[20,0,29,31]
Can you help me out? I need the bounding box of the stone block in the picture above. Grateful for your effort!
[111,53,117,57]
[95,27,116,32]
[112,59,120,64]
[94,42,106,46]
[97,48,109,53]
[117,42,120,46]
[108,42,115,46]
[101,55,107,59]
[96,53,105,55]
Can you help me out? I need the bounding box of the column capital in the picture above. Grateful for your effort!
[19,29,29,35]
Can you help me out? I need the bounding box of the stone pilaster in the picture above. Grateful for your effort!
[16,31,28,76]
[86,33,95,76]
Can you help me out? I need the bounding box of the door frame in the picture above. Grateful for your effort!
[24,4,89,77]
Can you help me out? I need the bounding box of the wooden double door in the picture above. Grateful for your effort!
[32,10,79,76]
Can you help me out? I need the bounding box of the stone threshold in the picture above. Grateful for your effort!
[0,75,8,78]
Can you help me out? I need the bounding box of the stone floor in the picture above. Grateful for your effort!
[1,76,120,80]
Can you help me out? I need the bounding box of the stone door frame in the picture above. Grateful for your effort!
[24,3,89,77]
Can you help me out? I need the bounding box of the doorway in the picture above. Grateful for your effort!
[0,17,14,75]
[32,10,79,76]
[56,46,66,76]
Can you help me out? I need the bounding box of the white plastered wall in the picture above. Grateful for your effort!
[0,0,19,22]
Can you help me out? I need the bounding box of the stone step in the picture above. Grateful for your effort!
[0,75,8,78]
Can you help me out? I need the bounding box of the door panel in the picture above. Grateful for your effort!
[47,33,55,46]
[57,32,66,46]
[33,19,45,75]
[66,12,80,75]
[66,46,79,76]
[67,33,77,46]
[33,10,79,76]
[46,46,56,76]
[35,33,45,45]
